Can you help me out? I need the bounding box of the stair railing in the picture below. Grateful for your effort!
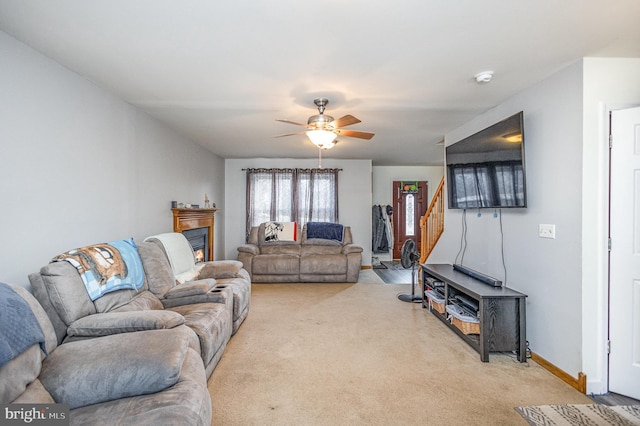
[420,177,445,265]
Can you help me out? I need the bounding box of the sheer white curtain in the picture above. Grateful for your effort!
[245,168,340,240]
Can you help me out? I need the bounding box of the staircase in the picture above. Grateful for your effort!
[419,177,445,265]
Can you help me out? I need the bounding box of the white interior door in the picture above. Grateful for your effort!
[609,106,640,399]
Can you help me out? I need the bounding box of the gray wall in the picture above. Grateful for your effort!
[224,158,372,265]
[430,61,585,379]
[0,31,225,289]
[430,57,640,394]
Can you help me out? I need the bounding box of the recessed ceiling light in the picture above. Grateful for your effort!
[474,71,494,84]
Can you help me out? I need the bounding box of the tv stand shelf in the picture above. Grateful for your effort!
[421,263,527,362]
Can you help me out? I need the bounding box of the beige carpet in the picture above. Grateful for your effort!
[354,268,385,284]
[208,283,592,425]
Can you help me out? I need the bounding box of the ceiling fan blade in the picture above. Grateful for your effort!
[336,129,375,140]
[332,114,361,128]
[273,131,307,138]
[276,119,308,127]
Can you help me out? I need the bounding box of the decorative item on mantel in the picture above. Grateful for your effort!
[204,193,210,208]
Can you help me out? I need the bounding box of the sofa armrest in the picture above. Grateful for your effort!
[40,328,189,409]
[160,284,232,309]
[237,244,259,255]
[66,310,185,337]
[342,244,364,254]
[163,279,217,299]
[199,260,244,279]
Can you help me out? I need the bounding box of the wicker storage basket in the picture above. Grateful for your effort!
[451,316,480,335]
[445,304,480,335]
[425,289,446,314]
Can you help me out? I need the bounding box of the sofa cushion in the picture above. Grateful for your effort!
[215,274,251,331]
[247,226,259,246]
[38,261,97,325]
[0,283,58,403]
[253,254,300,275]
[164,280,217,299]
[303,238,342,246]
[199,260,243,279]
[11,378,55,404]
[260,244,301,255]
[66,310,185,337]
[39,329,190,409]
[137,240,176,298]
[300,254,347,274]
[0,345,45,403]
[166,303,231,367]
[301,245,344,255]
[108,291,164,312]
[68,347,211,426]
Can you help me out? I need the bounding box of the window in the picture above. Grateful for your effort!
[245,168,340,240]
[405,194,415,236]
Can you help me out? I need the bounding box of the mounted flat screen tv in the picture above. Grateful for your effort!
[446,111,526,209]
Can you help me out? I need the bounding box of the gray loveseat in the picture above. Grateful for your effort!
[237,222,363,283]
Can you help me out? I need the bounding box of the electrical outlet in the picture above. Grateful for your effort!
[538,224,556,239]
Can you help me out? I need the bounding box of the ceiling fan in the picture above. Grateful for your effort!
[274,98,375,150]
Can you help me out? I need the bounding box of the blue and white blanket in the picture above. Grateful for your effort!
[0,282,47,367]
[52,238,144,301]
[306,222,344,242]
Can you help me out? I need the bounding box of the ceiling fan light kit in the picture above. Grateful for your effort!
[306,129,337,149]
[275,97,375,151]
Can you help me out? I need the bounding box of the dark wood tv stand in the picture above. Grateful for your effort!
[421,263,527,362]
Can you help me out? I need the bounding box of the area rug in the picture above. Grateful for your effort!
[515,404,640,425]
[381,260,404,270]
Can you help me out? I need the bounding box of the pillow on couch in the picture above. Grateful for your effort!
[305,222,344,242]
[259,222,297,243]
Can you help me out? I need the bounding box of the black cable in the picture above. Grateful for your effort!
[454,209,467,265]
[498,208,507,286]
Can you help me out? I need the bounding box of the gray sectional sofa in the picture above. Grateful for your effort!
[1,232,251,425]
[237,222,363,283]
[1,282,212,425]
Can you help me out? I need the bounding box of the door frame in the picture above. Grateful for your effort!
[585,103,640,396]
[391,181,428,259]
[605,105,640,397]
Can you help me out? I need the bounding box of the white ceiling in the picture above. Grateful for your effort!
[1,1,639,166]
